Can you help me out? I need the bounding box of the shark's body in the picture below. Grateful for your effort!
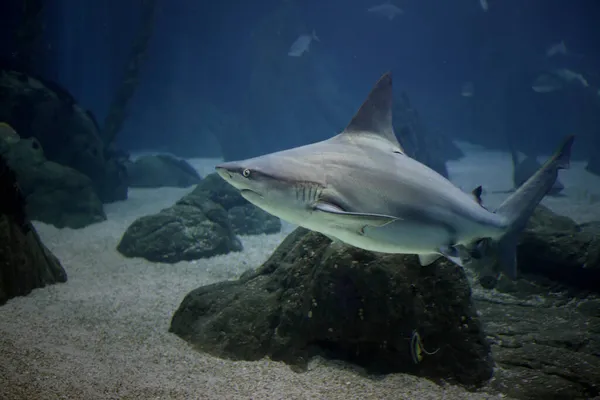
[216,72,573,279]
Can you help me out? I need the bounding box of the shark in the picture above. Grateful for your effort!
[215,72,574,279]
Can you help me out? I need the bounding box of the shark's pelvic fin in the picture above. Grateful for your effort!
[314,201,398,230]
[418,253,441,266]
[340,71,404,152]
[417,246,464,267]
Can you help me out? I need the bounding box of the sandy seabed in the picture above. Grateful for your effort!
[1,147,599,400]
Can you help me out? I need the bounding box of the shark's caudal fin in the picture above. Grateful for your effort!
[339,71,405,153]
[492,135,575,278]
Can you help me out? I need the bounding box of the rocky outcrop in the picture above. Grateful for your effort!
[472,205,600,292]
[127,154,201,188]
[0,154,67,305]
[117,190,242,263]
[0,131,106,229]
[170,228,493,387]
[474,291,600,400]
[0,68,128,203]
[117,173,281,263]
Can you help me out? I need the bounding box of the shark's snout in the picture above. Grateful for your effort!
[215,165,232,180]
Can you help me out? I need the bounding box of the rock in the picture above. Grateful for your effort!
[170,228,493,387]
[393,92,464,178]
[196,173,281,235]
[472,205,600,293]
[0,154,67,305]
[0,68,128,203]
[117,191,242,263]
[127,154,201,188]
[475,294,600,400]
[0,135,106,229]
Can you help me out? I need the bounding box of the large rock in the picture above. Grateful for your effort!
[197,173,281,235]
[117,190,242,263]
[127,154,201,188]
[170,228,493,387]
[471,205,600,292]
[0,67,128,202]
[474,292,600,400]
[0,154,67,305]
[0,133,106,229]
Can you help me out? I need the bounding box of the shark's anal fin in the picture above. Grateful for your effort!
[314,201,398,231]
[418,246,465,267]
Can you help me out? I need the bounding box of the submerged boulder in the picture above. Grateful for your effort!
[117,173,281,263]
[0,154,67,305]
[127,154,201,188]
[117,191,242,263]
[475,290,600,399]
[170,228,493,387]
[0,133,106,229]
[0,68,128,202]
[473,205,600,292]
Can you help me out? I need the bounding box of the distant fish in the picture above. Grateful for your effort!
[0,122,21,144]
[461,82,474,97]
[479,0,489,12]
[288,30,320,57]
[554,68,589,88]
[531,73,563,93]
[510,149,564,196]
[367,2,403,20]
[546,40,567,57]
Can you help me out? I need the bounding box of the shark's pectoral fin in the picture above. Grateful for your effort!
[418,253,442,266]
[314,202,398,231]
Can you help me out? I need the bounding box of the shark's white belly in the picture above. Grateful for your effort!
[301,213,453,255]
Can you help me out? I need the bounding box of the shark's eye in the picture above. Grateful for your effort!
[242,168,251,178]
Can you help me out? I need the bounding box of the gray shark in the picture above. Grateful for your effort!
[216,72,574,279]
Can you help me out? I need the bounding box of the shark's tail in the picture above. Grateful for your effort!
[492,135,574,279]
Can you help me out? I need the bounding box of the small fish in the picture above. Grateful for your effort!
[546,40,567,57]
[479,0,489,12]
[554,68,589,88]
[367,2,403,20]
[410,330,439,364]
[531,73,563,93]
[288,30,320,57]
[461,82,474,97]
[0,122,21,144]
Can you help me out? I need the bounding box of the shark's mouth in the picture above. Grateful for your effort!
[240,189,264,199]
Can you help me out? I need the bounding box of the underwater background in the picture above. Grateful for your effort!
[1,1,600,399]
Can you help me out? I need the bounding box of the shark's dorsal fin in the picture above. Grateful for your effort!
[340,71,403,151]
